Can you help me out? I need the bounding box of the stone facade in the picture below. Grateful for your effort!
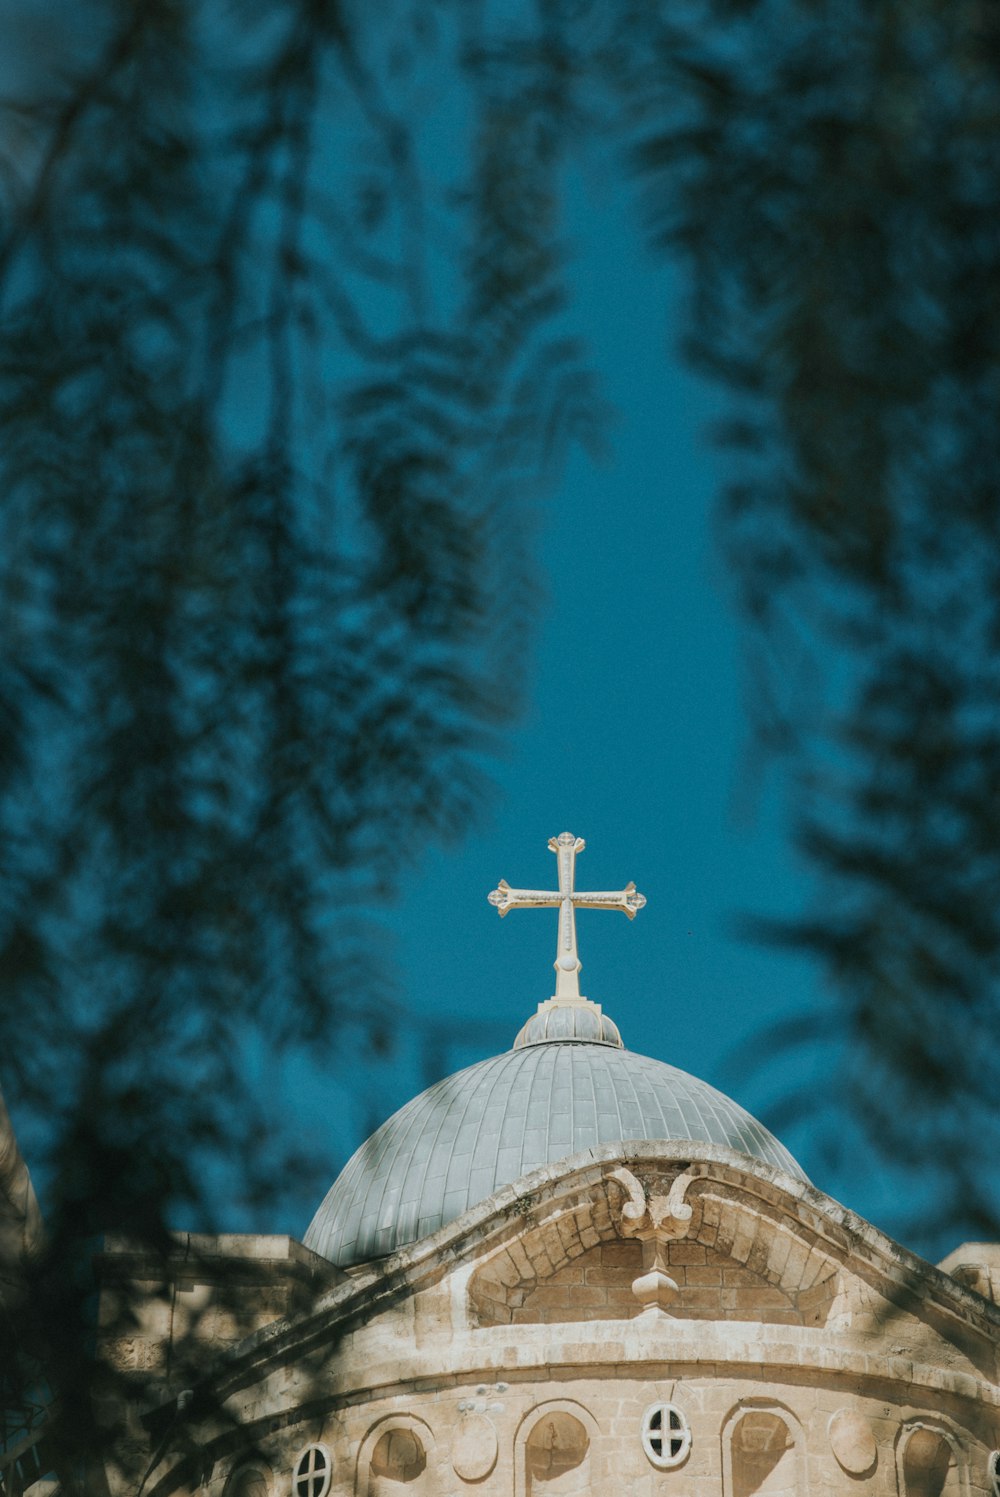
[97,1142,1000,1497]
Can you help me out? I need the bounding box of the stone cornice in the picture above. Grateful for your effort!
[258,1320,1000,1412]
[150,1142,1000,1409]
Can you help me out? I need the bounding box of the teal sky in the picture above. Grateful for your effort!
[275,167,924,1259]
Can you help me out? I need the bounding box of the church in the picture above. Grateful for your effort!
[24,835,1000,1493]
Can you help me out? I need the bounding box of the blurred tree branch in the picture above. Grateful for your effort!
[0,0,600,1465]
[4,0,1000,1476]
[445,0,1000,1244]
[622,0,1000,1247]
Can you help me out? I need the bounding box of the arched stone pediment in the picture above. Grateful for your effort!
[435,1145,999,1392]
[461,1150,858,1335]
[468,1160,839,1328]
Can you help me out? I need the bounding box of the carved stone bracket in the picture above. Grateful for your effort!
[608,1167,699,1319]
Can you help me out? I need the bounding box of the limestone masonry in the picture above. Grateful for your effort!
[92,833,1000,1496]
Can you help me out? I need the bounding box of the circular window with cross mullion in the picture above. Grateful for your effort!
[292,1445,331,1497]
[642,1403,691,1469]
[988,1449,1000,1497]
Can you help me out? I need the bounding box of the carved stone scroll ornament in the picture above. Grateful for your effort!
[608,1167,698,1318]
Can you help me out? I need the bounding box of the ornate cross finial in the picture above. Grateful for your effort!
[488,832,646,1000]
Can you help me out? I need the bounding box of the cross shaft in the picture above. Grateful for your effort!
[488,832,646,1000]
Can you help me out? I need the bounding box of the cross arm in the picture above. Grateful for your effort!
[487,879,561,916]
[487,831,647,1005]
[571,882,647,919]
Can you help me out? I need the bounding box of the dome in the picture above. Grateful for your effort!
[513,995,622,1048]
[304,830,808,1268]
[304,1037,807,1266]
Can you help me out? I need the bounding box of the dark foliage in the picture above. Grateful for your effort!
[3,0,1000,1481]
[0,0,598,1473]
[623,0,1000,1244]
[451,0,1000,1245]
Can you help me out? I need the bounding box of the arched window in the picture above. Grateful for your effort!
[359,1417,435,1497]
[730,1410,796,1497]
[292,1446,331,1497]
[524,1410,590,1493]
[371,1428,425,1481]
[641,1404,691,1469]
[225,1467,270,1497]
[988,1450,1000,1497]
[901,1426,961,1497]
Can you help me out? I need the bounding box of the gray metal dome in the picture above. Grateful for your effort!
[304,1037,807,1266]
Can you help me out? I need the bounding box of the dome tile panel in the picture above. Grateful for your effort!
[305,1042,808,1266]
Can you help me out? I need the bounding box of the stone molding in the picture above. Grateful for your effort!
[227,1321,1000,1418]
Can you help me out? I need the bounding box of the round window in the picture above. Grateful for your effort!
[989,1450,1000,1497]
[292,1446,331,1497]
[642,1403,691,1469]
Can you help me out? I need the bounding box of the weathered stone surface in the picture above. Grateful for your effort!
[92,1145,1000,1497]
[939,1243,1000,1308]
[452,1413,498,1481]
[828,1407,878,1474]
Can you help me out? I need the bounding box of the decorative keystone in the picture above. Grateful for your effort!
[608,1167,699,1318]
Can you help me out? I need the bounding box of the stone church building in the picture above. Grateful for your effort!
[15,834,1000,1495]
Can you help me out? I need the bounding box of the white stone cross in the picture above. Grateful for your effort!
[488,832,646,1000]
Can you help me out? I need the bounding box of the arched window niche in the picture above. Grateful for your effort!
[223,1463,272,1497]
[722,1400,805,1497]
[896,1421,967,1497]
[356,1415,434,1497]
[514,1400,599,1497]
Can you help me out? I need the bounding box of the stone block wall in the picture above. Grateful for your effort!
[213,1368,998,1497]
[96,1234,341,1375]
[505,1238,804,1325]
[100,1158,1000,1497]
